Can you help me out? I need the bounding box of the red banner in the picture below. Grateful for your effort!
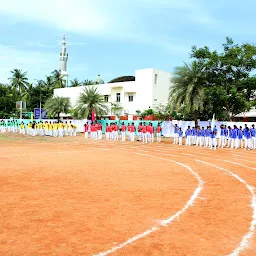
[92,109,95,123]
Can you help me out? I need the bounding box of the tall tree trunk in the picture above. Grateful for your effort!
[194,110,198,126]
[57,112,60,122]
[19,85,21,101]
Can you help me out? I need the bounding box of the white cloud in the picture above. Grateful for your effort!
[0,0,217,83]
[0,0,216,39]
[0,0,110,34]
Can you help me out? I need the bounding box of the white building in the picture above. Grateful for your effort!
[54,68,172,117]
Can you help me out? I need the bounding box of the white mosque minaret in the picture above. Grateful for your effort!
[59,35,68,87]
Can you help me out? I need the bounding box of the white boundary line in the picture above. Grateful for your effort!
[93,152,203,256]
[224,160,256,171]
[196,160,256,256]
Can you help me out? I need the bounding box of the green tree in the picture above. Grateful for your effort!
[190,37,256,119]
[169,61,205,125]
[83,79,94,86]
[0,83,19,118]
[75,87,108,119]
[9,69,29,100]
[51,70,65,88]
[44,96,71,121]
[70,78,81,87]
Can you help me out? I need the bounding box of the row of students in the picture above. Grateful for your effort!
[174,124,256,150]
[0,120,77,137]
[84,122,162,143]
[223,124,255,150]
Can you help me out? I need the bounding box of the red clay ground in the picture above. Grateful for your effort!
[0,133,255,256]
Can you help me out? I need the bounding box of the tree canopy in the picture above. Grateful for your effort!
[169,37,256,122]
[44,96,71,121]
[75,87,109,119]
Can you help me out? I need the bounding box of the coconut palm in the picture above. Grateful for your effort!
[9,69,29,100]
[44,75,54,89]
[70,78,81,87]
[23,83,34,108]
[44,96,71,121]
[83,79,94,86]
[75,86,109,118]
[51,70,65,88]
[169,61,205,125]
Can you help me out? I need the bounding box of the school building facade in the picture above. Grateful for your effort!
[54,68,172,119]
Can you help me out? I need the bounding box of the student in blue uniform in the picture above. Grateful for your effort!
[185,126,192,146]
[237,126,243,149]
[251,124,256,150]
[224,125,228,147]
[242,124,248,149]
[244,127,252,150]
[200,127,206,147]
[210,129,217,150]
[231,125,238,149]
[219,124,226,148]
[178,127,183,145]
[192,127,196,145]
[205,126,211,147]
[196,126,201,147]
[173,124,179,144]
[227,126,233,148]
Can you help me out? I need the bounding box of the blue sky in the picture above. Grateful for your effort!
[0,0,256,84]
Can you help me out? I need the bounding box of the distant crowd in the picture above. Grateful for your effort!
[0,120,77,137]
[84,122,162,143]
[1,119,255,150]
[85,121,256,150]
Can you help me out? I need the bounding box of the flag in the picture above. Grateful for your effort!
[211,114,215,131]
[91,108,95,123]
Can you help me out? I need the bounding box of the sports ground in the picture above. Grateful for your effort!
[0,133,256,256]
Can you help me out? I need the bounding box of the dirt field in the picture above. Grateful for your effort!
[0,133,255,256]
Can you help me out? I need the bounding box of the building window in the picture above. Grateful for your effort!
[104,95,109,102]
[128,95,134,102]
[116,93,121,102]
[154,74,158,84]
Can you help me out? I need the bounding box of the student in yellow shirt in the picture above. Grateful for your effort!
[48,121,53,136]
[35,123,39,136]
[44,121,49,136]
[39,121,44,136]
[68,121,73,136]
[52,122,57,137]
[73,124,77,136]
[58,122,64,137]
[19,122,25,135]
[27,122,32,135]
[64,121,68,136]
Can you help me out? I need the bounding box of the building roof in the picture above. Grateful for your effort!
[235,108,256,117]
[108,76,135,83]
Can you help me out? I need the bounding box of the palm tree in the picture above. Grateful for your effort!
[9,69,29,100]
[24,83,34,108]
[169,61,205,125]
[51,70,65,88]
[44,96,71,121]
[70,78,81,87]
[75,86,109,118]
[44,75,54,89]
[83,79,94,86]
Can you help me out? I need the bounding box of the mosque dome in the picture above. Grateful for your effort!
[95,74,104,84]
